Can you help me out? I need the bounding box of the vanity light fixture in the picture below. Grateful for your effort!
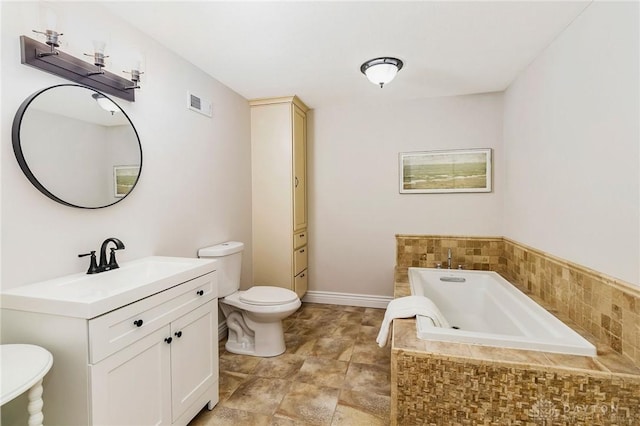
[123,69,143,90]
[32,29,63,57]
[19,35,135,101]
[92,93,119,115]
[360,57,404,88]
[84,40,109,76]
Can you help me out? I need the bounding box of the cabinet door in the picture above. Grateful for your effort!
[294,269,308,299]
[90,326,172,426]
[170,301,217,422]
[293,106,307,231]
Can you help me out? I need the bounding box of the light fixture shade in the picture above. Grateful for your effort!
[360,57,404,88]
[92,40,106,55]
[92,93,119,114]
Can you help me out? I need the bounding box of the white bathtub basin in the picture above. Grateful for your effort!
[409,268,596,357]
[1,256,216,319]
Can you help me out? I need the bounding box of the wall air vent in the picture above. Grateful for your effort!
[187,91,212,117]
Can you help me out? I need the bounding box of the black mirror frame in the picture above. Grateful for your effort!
[12,84,143,209]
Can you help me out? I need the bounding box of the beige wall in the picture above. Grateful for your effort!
[503,1,639,286]
[1,2,253,290]
[309,1,639,297]
[308,94,504,297]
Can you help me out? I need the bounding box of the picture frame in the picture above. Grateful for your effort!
[399,148,492,194]
[113,165,140,198]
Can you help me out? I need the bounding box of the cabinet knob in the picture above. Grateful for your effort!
[174,331,183,338]
[196,290,204,296]
[133,319,143,327]
[164,337,173,344]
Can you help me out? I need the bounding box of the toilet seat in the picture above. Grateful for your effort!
[240,286,298,306]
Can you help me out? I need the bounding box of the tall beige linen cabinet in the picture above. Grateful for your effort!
[250,96,309,298]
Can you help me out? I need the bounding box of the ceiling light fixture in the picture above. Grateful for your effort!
[92,93,119,115]
[360,57,404,88]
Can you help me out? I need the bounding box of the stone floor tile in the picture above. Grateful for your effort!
[219,352,262,374]
[361,308,385,327]
[309,337,355,361]
[295,357,349,388]
[189,303,391,426]
[253,354,306,379]
[337,388,390,421]
[221,377,292,415]
[275,381,340,425]
[190,406,271,426]
[218,371,249,402]
[350,340,391,366]
[343,362,391,396]
[283,333,317,356]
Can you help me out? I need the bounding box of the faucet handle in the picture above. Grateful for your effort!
[107,248,120,270]
[79,251,100,274]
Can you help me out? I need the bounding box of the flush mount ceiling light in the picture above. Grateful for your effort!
[92,93,119,115]
[360,57,404,88]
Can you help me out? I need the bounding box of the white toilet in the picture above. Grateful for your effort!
[198,241,301,357]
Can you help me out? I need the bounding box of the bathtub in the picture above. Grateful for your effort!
[409,268,596,357]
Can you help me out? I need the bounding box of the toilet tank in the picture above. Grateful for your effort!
[198,241,244,297]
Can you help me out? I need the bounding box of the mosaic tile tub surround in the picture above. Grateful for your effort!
[393,350,640,425]
[393,235,640,425]
[396,234,640,366]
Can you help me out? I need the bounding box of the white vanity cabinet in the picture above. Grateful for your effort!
[0,257,219,426]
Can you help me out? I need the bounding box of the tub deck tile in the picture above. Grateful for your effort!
[467,345,551,367]
[596,346,640,375]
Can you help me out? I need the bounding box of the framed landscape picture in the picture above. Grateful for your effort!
[399,148,492,194]
[113,165,140,198]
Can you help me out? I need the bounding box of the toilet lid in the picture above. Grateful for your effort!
[240,286,299,306]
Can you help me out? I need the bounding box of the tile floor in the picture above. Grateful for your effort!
[189,303,390,425]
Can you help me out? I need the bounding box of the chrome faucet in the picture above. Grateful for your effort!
[447,248,452,269]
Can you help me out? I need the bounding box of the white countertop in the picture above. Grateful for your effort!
[0,256,217,319]
[0,344,53,405]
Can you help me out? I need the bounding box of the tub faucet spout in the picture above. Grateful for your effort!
[447,248,452,269]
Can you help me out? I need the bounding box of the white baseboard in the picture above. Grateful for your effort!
[218,320,227,341]
[302,291,392,309]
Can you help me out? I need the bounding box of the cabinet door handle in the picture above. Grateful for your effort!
[197,290,204,296]
[164,337,173,344]
[299,234,305,238]
[174,331,182,338]
[133,319,143,327]
[300,249,305,253]
[295,177,299,188]
[300,273,305,278]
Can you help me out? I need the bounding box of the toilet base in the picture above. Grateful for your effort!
[222,306,289,357]
[224,317,287,357]
[225,334,285,358]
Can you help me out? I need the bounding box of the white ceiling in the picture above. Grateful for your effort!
[104,1,592,109]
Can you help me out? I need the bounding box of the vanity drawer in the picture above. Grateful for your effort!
[88,273,216,364]
[293,230,307,249]
[294,269,308,299]
[294,246,308,276]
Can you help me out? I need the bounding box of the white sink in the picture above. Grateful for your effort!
[1,256,217,319]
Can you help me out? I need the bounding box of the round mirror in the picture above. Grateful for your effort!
[12,84,142,209]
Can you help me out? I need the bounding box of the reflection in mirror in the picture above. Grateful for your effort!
[13,84,142,208]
